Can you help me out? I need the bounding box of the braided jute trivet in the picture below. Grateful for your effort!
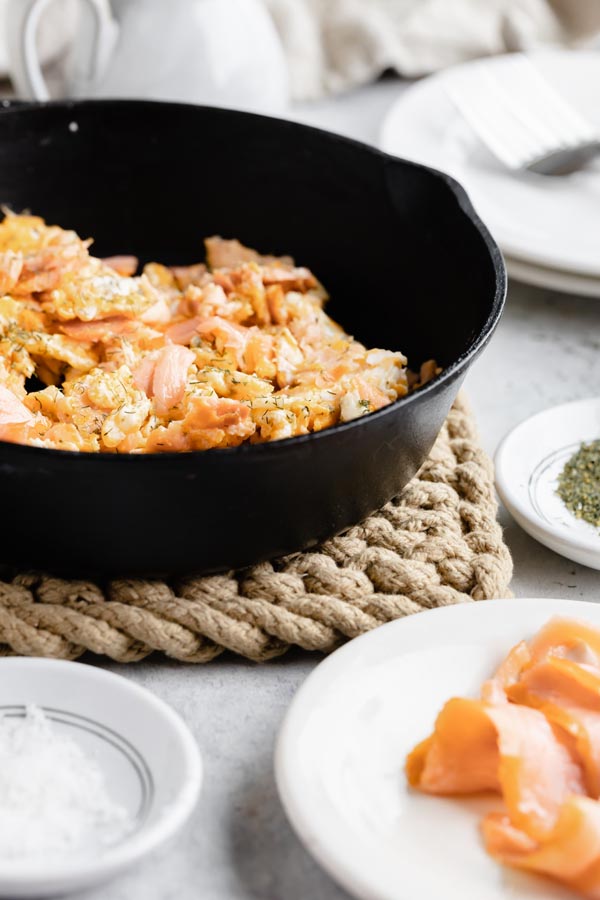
[0,395,512,664]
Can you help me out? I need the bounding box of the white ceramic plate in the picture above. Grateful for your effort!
[276,598,600,900]
[0,659,202,898]
[380,49,600,278]
[506,256,600,298]
[496,398,600,569]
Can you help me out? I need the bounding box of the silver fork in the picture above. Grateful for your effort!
[444,53,600,175]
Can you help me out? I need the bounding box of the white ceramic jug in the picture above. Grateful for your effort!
[6,0,289,112]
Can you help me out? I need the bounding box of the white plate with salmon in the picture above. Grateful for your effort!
[276,598,600,900]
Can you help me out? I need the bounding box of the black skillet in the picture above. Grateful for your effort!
[0,100,505,576]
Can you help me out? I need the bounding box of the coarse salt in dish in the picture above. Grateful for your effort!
[0,658,202,899]
[0,705,132,864]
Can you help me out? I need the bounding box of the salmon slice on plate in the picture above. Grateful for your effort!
[406,617,600,898]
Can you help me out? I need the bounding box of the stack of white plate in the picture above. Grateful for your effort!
[380,49,600,297]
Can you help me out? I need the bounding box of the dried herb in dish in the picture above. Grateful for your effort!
[557,440,600,527]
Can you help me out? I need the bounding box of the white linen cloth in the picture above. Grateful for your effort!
[264,0,600,99]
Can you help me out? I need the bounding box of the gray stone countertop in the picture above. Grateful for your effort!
[66,79,600,900]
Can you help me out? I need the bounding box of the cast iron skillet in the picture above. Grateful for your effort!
[0,100,505,576]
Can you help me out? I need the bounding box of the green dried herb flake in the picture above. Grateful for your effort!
[557,439,600,527]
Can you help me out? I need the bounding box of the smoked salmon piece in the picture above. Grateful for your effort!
[0,384,34,427]
[169,263,207,290]
[0,384,39,445]
[407,617,600,898]
[131,345,194,416]
[484,617,600,799]
[406,697,585,840]
[205,236,292,270]
[483,797,600,898]
[59,316,137,342]
[165,316,203,345]
[151,344,195,416]
[509,657,600,799]
[481,640,532,704]
[145,396,254,452]
[101,255,138,276]
[481,617,600,705]
[196,316,250,368]
[132,354,158,396]
[0,250,23,293]
[528,617,600,671]
[135,345,195,416]
[139,297,171,325]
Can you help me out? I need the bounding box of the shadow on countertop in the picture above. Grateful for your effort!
[228,755,351,900]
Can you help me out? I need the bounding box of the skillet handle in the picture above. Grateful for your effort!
[5,0,118,101]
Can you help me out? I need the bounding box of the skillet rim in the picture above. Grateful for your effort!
[0,98,507,463]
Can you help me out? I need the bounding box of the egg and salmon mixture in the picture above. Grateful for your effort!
[0,213,435,453]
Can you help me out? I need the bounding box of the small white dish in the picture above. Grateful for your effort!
[496,398,600,569]
[506,256,600,298]
[380,49,600,280]
[275,598,600,900]
[0,658,202,898]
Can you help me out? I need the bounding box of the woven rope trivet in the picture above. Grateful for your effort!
[0,395,512,663]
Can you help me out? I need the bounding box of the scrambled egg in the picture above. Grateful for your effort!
[0,213,433,453]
